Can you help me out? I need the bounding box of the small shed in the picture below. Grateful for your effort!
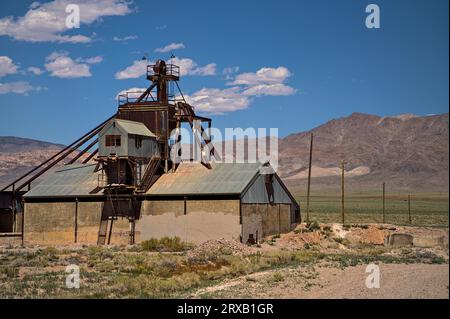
[98,119,159,158]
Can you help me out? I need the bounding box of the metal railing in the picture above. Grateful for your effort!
[147,63,180,78]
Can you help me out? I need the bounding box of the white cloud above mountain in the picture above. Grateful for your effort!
[186,66,296,114]
[185,87,250,114]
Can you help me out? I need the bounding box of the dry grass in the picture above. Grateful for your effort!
[0,238,446,299]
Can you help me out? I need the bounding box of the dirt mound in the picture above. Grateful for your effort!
[186,239,255,262]
[346,225,389,245]
[277,230,323,248]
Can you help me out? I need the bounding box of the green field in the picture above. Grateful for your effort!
[295,193,449,227]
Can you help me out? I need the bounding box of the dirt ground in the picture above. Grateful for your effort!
[189,223,449,299]
[0,223,448,299]
[191,263,449,299]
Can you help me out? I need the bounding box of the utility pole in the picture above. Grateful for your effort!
[341,160,346,224]
[306,133,313,223]
[408,194,412,224]
[382,182,386,224]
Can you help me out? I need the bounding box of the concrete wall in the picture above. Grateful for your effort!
[137,199,241,244]
[22,199,291,246]
[23,202,130,245]
[241,203,292,243]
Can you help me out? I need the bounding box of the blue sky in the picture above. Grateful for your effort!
[0,0,448,145]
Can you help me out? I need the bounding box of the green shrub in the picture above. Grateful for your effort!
[333,237,350,245]
[272,272,284,282]
[141,237,192,252]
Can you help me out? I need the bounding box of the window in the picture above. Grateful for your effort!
[135,135,142,149]
[105,135,121,147]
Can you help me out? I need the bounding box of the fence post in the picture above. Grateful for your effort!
[341,160,346,224]
[408,194,412,224]
[306,133,313,223]
[382,182,386,224]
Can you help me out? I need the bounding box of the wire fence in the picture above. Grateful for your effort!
[296,195,449,227]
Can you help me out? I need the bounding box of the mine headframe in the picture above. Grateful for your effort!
[115,59,219,175]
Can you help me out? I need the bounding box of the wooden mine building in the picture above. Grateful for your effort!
[0,59,300,245]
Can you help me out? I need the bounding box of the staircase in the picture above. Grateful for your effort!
[137,156,161,192]
[96,217,109,245]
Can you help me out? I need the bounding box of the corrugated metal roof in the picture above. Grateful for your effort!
[23,163,102,198]
[115,119,156,137]
[146,162,262,196]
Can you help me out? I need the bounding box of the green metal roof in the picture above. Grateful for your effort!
[146,162,262,196]
[23,163,102,198]
[23,161,267,198]
[115,119,156,137]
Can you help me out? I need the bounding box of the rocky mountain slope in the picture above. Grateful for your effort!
[279,113,449,193]
[0,137,85,189]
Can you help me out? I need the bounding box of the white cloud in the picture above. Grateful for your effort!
[27,66,44,75]
[168,57,216,76]
[0,56,19,77]
[185,87,250,115]
[76,56,103,64]
[114,59,149,79]
[0,81,46,95]
[229,67,292,86]
[242,83,296,96]
[191,63,217,76]
[45,51,92,78]
[113,35,138,41]
[0,0,133,43]
[185,66,296,114]
[155,42,185,53]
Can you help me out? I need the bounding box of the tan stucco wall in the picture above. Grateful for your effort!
[22,199,291,246]
[24,202,130,245]
[242,203,292,243]
[138,199,241,244]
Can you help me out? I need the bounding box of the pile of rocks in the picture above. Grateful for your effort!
[186,238,255,263]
